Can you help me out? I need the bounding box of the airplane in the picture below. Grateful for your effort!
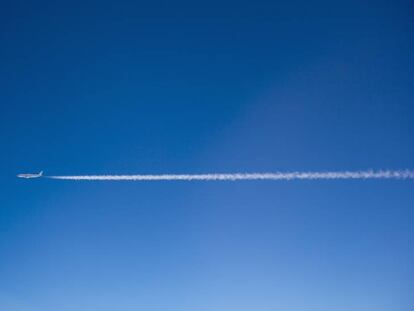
[17,171,43,179]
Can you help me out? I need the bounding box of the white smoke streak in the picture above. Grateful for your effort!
[47,170,414,181]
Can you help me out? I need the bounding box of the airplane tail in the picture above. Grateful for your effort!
[39,171,43,176]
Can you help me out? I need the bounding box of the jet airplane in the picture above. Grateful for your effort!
[17,171,43,179]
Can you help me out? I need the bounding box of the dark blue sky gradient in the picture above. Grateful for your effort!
[1,1,414,310]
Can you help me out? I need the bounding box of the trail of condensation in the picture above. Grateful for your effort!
[46,170,414,181]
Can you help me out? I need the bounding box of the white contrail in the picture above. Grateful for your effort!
[46,170,414,181]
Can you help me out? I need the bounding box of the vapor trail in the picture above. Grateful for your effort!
[46,170,414,181]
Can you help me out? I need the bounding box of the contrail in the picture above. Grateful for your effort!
[45,170,414,181]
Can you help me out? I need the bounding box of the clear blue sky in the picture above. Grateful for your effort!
[1,1,414,310]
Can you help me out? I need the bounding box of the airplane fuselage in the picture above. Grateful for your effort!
[17,171,43,179]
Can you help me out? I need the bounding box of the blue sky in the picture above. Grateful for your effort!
[1,1,414,310]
